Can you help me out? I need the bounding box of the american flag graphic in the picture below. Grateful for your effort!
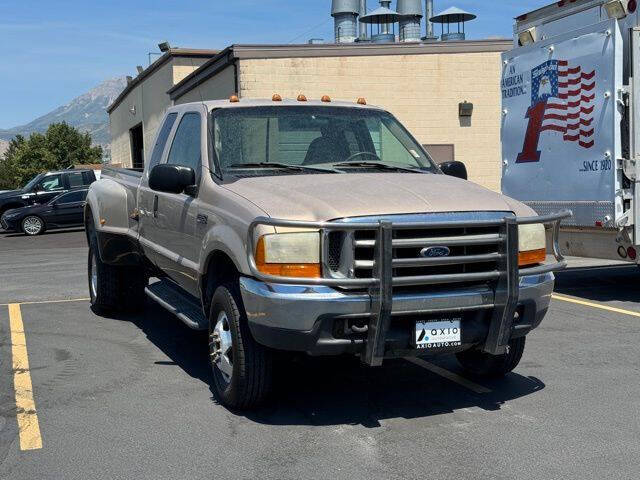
[530,60,596,149]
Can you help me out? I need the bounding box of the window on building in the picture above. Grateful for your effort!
[167,113,202,182]
[422,144,455,164]
[130,123,144,170]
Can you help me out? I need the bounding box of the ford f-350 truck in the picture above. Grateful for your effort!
[86,97,569,409]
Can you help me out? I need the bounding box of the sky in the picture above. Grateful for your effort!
[0,0,551,129]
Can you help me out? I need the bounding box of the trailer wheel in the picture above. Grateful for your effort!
[209,283,272,409]
[455,336,526,378]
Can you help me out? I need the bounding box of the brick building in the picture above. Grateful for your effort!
[108,40,510,190]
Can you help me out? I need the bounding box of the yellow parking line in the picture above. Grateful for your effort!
[0,298,89,307]
[406,357,492,394]
[8,303,42,451]
[552,294,640,318]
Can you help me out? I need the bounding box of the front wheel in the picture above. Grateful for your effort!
[22,216,44,236]
[209,284,272,409]
[455,336,526,378]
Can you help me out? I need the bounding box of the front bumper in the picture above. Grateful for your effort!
[241,272,554,358]
[0,216,17,231]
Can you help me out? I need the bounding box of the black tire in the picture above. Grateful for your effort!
[88,234,146,312]
[209,284,272,409]
[21,215,45,236]
[455,336,526,378]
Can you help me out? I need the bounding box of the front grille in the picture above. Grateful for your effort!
[324,213,509,290]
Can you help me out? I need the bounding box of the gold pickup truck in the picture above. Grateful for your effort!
[85,97,569,409]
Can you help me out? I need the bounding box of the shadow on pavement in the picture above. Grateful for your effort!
[95,299,545,427]
[554,264,639,304]
[1,227,85,238]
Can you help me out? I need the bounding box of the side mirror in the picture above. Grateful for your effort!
[149,164,196,194]
[439,161,468,180]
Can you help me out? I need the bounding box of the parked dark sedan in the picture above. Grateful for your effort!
[0,189,88,235]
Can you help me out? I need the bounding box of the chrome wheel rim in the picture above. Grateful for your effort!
[90,252,98,299]
[23,217,42,235]
[210,311,233,383]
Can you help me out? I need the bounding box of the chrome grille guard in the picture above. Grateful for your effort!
[246,210,572,366]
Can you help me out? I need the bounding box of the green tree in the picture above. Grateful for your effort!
[0,123,102,189]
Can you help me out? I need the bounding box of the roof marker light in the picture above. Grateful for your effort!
[321,95,331,103]
[272,94,282,102]
[518,28,536,46]
[357,97,367,105]
[297,94,307,102]
[604,0,627,19]
[229,94,239,103]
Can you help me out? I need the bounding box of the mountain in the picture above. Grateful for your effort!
[0,77,127,160]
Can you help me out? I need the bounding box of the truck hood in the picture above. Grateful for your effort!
[222,173,536,221]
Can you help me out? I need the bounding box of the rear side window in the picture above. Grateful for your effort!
[149,113,178,170]
[56,190,87,204]
[67,172,84,188]
[167,113,202,182]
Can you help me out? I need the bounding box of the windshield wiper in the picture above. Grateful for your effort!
[332,161,425,173]
[227,162,336,173]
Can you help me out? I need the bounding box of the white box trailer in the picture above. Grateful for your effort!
[501,0,640,262]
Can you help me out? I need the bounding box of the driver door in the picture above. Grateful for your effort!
[24,173,65,205]
[139,107,205,296]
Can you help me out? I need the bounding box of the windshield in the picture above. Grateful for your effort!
[211,106,436,176]
[22,174,44,192]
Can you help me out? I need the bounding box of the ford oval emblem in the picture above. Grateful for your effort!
[420,246,451,258]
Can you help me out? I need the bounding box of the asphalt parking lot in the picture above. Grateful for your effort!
[1,230,639,479]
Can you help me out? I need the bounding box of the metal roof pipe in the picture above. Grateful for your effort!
[426,0,434,37]
[397,0,423,42]
[359,0,368,39]
[332,0,360,43]
[424,0,437,41]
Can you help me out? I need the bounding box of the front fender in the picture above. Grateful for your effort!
[199,223,248,277]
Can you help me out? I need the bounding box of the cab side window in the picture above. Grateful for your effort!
[149,113,178,171]
[167,113,202,183]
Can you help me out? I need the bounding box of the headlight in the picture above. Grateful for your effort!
[518,223,546,267]
[255,232,321,278]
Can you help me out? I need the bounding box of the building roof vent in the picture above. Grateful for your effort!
[360,1,400,43]
[397,0,423,42]
[430,6,476,41]
[332,0,361,43]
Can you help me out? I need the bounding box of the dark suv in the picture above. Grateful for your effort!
[0,169,97,218]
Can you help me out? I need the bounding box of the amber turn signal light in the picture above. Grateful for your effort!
[518,248,546,267]
[255,237,321,278]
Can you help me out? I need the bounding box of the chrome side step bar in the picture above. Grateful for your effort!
[145,280,207,331]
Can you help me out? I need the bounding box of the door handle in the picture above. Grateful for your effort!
[153,195,158,218]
